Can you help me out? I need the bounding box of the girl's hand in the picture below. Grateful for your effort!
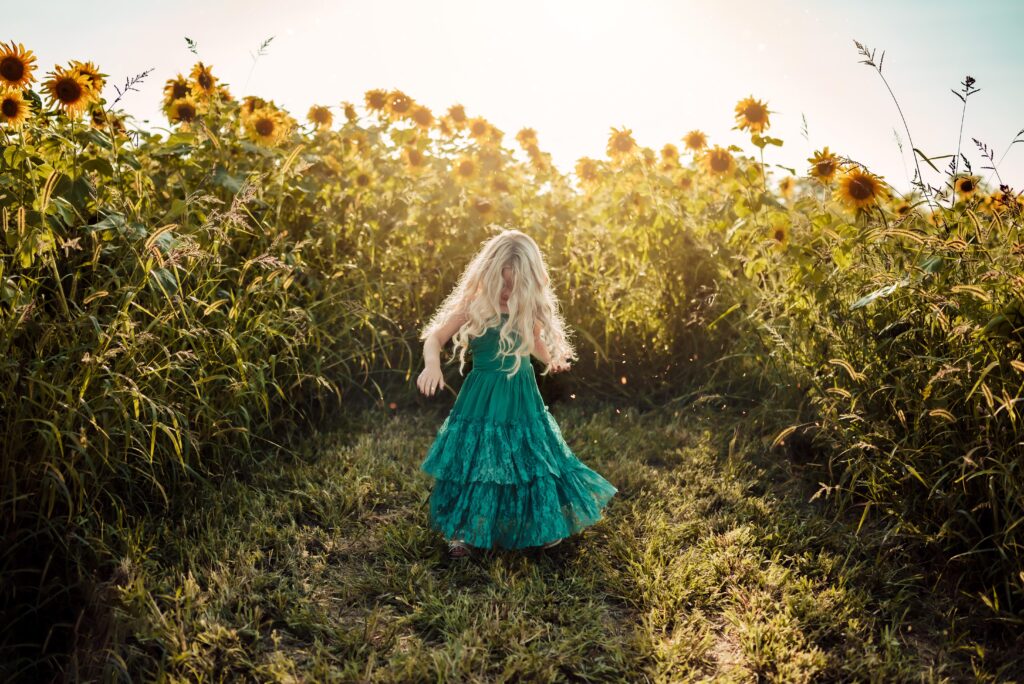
[417,364,445,396]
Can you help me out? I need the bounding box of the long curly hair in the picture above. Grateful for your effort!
[419,227,577,379]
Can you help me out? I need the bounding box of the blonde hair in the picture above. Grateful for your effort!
[419,227,577,379]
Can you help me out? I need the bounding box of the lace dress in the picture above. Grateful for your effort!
[420,313,618,549]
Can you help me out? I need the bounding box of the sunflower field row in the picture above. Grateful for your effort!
[1,40,1023,674]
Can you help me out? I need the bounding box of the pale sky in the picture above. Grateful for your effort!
[10,0,1024,195]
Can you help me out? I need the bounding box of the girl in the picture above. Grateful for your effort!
[416,228,618,559]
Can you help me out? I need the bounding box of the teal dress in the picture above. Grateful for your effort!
[420,313,618,549]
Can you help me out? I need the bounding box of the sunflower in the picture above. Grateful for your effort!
[307,104,333,130]
[640,147,657,168]
[607,126,637,159]
[778,176,795,200]
[516,127,538,148]
[485,125,504,147]
[0,41,37,90]
[807,147,840,184]
[892,199,914,217]
[69,60,106,94]
[453,154,478,183]
[769,220,790,250]
[491,176,510,193]
[402,145,428,171]
[467,116,491,140]
[472,196,494,215]
[954,175,979,199]
[240,95,267,121]
[167,96,200,128]
[0,89,29,127]
[575,157,600,185]
[163,74,191,108]
[676,171,694,191]
[190,62,217,97]
[410,104,433,129]
[834,168,887,210]
[734,95,770,134]
[354,170,373,188]
[438,117,455,137]
[364,89,388,113]
[342,101,358,122]
[42,64,95,117]
[683,130,707,152]
[245,107,289,146]
[703,146,735,176]
[661,143,679,162]
[447,104,467,126]
[385,89,414,119]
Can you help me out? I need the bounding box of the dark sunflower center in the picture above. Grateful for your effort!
[816,161,834,176]
[0,56,24,82]
[459,161,474,175]
[198,72,212,89]
[1,98,18,117]
[357,173,370,186]
[56,77,83,104]
[255,118,276,136]
[472,123,487,136]
[744,104,765,122]
[711,153,730,172]
[408,150,423,164]
[615,137,633,152]
[960,179,974,192]
[177,103,196,121]
[173,83,188,99]
[774,228,785,242]
[848,177,873,200]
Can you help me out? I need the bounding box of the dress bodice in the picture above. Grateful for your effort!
[470,313,530,373]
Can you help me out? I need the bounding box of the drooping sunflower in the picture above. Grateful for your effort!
[246,107,290,146]
[0,89,29,127]
[575,157,600,185]
[307,104,333,130]
[466,116,491,141]
[69,60,106,94]
[516,127,538,149]
[834,167,887,210]
[640,147,657,168]
[472,196,494,215]
[167,96,200,128]
[438,117,455,138]
[453,154,479,183]
[42,64,95,117]
[410,104,433,129]
[607,126,637,159]
[734,96,770,134]
[661,143,679,163]
[190,62,217,97]
[683,130,707,152]
[385,89,414,119]
[163,74,191,108]
[676,171,694,191]
[954,175,979,199]
[703,146,735,176]
[0,41,37,90]
[402,145,428,171]
[240,95,267,121]
[447,104,467,127]
[778,175,795,200]
[364,89,388,113]
[807,147,840,184]
[215,83,233,103]
[891,198,914,217]
[341,101,358,122]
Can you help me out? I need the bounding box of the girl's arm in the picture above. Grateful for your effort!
[418,308,469,396]
[532,321,570,372]
[423,308,469,368]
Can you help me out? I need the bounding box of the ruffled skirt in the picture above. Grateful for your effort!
[420,366,618,549]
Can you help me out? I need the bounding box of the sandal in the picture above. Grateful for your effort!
[541,537,563,549]
[447,538,471,558]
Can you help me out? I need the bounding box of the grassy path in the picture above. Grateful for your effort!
[88,403,1021,682]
